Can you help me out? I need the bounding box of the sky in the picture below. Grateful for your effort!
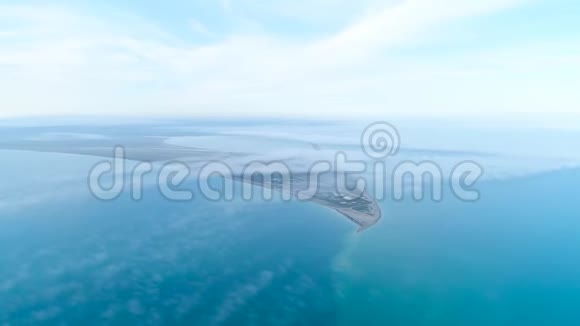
[0,0,579,119]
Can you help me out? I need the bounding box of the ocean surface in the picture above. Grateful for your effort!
[0,120,579,325]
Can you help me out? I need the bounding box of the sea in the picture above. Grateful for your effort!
[0,119,579,325]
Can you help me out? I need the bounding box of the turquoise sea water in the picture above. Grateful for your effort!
[0,172,351,325]
[0,121,579,325]
[1,166,579,325]
[336,169,580,325]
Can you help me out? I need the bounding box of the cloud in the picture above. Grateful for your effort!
[1,0,578,119]
[212,270,274,324]
[190,19,215,38]
[311,0,528,62]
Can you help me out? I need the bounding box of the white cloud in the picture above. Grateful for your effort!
[190,19,215,38]
[212,270,274,324]
[311,0,528,62]
[0,0,578,119]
